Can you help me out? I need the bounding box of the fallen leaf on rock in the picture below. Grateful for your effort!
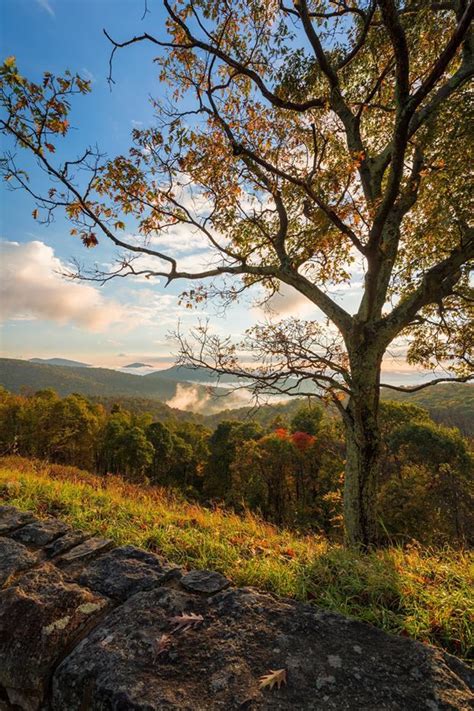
[154,633,172,658]
[168,612,204,633]
[259,668,287,690]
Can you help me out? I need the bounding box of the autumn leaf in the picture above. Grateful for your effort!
[81,232,98,248]
[45,143,55,153]
[32,209,38,220]
[259,668,287,690]
[153,633,172,658]
[168,612,204,633]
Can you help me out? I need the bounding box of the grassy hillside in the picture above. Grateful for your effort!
[1,456,472,662]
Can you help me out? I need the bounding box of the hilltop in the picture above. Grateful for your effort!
[29,357,91,368]
[123,362,154,368]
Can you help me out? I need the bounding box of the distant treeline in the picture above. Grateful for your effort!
[0,386,472,544]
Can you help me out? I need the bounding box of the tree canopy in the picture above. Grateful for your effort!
[1,0,473,546]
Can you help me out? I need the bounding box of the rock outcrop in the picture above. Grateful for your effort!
[0,505,472,710]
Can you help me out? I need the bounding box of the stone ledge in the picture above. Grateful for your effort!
[0,506,37,535]
[0,506,472,710]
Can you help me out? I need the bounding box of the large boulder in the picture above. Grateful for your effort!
[51,586,474,710]
[0,564,111,710]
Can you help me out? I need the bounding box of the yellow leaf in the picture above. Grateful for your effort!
[259,669,287,690]
[4,56,16,69]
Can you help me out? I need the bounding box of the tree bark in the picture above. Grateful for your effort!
[343,349,383,549]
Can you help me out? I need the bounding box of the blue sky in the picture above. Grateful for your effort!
[0,0,422,382]
[0,0,260,366]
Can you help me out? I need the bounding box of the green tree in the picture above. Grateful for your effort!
[290,404,324,436]
[120,426,155,482]
[0,387,23,455]
[205,420,263,500]
[52,394,104,469]
[146,421,175,484]
[165,422,210,496]
[99,410,154,481]
[2,2,473,546]
[231,432,297,525]
[378,410,474,543]
[18,389,60,460]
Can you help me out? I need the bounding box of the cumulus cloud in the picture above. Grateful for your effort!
[0,241,124,331]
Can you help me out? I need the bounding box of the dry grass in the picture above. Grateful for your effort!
[1,455,472,661]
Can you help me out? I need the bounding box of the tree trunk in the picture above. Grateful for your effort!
[343,354,383,549]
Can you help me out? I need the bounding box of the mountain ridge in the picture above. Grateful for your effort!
[29,357,91,368]
[0,358,230,409]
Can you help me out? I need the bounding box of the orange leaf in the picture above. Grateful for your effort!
[259,668,287,690]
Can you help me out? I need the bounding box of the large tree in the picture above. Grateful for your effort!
[1,0,473,547]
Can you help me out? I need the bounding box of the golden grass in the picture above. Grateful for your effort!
[1,456,472,661]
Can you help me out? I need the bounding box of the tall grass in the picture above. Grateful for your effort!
[1,456,472,661]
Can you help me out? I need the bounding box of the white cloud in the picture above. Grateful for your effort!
[149,223,212,255]
[258,282,317,318]
[0,241,124,331]
[166,382,255,413]
[166,383,212,411]
[35,0,54,17]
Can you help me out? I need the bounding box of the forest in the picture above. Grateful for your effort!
[1,386,472,546]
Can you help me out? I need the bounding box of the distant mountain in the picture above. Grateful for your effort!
[155,365,252,385]
[0,358,230,413]
[124,362,154,369]
[29,357,91,368]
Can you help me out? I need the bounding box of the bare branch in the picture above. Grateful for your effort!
[381,374,473,393]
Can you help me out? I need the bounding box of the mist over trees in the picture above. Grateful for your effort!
[1,0,473,546]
